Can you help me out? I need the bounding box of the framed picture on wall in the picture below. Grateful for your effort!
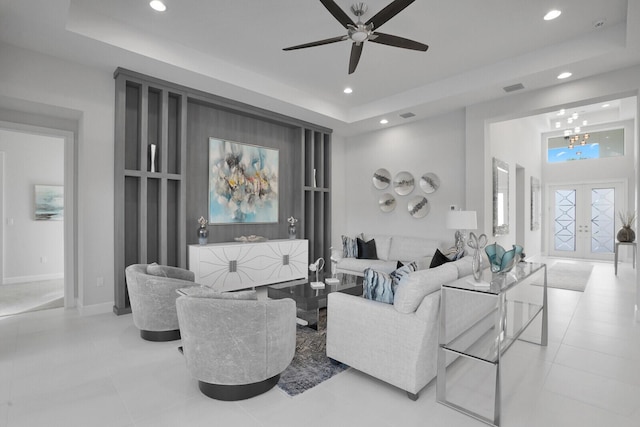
[208,137,279,224]
[34,185,64,221]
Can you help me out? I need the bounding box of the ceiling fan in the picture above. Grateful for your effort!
[283,0,428,74]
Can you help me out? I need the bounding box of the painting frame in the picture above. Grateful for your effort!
[208,137,279,224]
[34,184,64,221]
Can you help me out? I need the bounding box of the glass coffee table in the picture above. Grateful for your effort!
[267,273,363,329]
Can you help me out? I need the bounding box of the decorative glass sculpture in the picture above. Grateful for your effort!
[485,243,523,273]
[467,232,488,281]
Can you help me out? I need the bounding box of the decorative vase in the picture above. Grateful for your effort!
[198,225,208,245]
[288,224,296,239]
[617,226,636,242]
[485,243,523,273]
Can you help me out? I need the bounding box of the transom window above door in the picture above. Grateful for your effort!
[547,128,624,163]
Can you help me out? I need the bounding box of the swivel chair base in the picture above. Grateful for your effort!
[198,374,280,401]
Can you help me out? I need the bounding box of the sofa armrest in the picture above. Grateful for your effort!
[326,292,438,394]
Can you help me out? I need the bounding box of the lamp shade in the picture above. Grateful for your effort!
[446,210,477,230]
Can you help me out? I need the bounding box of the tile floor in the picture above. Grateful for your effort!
[0,259,638,427]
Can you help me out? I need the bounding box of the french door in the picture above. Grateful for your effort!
[549,182,624,260]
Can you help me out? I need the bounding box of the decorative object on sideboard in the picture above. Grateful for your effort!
[34,185,64,221]
[493,157,510,236]
[467,232,488,282]
[393,171,415,195]
[234,235,268,243]
[446,210,477,253]
[530,176,541,231]
[197,216,209,245]
[419,172,440,194]
[408,196,430,218]
[149,144,157,173]
[617,210,636,242]
[208,137,279,224]
[485,242,523,273]
[372,168,391,190]
[287,216,298,239]
[379,193,396,212]
[309,258,325,289]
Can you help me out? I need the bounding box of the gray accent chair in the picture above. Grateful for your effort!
[125,264,198,341]
[176,289,296,401]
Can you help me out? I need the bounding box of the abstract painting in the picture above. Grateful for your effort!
[209,138,279,224]
[35,185,64,221]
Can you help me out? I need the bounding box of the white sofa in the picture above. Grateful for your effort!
[333,234,445,276]
[326,256,494,400]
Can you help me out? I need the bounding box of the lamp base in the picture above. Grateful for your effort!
[310,281,325,289]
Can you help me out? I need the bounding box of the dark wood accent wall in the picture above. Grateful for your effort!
[113,68,332,314]
[186,99,302,243]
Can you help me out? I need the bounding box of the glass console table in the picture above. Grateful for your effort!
[436,262,547,426]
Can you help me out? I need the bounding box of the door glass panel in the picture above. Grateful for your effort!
[554,190,576,251]
[591,188,615,253]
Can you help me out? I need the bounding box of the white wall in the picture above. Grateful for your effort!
[0,43,114,307]
[489,116,544,257]
[341,110,466,246]
[0,129,64,283]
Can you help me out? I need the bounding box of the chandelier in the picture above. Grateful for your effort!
[566,132,589,149]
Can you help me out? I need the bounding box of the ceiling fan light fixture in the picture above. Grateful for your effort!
[544,10,561,21]
[149,1,167,12]
[350,30,369,43]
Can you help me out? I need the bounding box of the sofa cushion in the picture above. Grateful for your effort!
[363,268,394,304]
[338,258,397,275]
[367,235,392,261]
[394,263,459,314]
[429,249,453,268]
[178,286,258,300]
[357,238,378,259]
[388,236,441,264]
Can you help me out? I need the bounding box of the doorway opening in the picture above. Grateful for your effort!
[0,123,75,317]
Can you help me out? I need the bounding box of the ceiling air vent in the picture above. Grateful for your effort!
[503,83,525,93]
[399,112,416,119]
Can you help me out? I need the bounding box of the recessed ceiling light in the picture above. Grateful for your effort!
[602,103,610,108]
[343,87,353,94]
[150,1,167,12]
[544,10,562,21]
[379,119,388,125]
[557,72,572,79]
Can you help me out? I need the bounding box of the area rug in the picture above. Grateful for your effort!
[277,311,348,396]
[532,262,593,292]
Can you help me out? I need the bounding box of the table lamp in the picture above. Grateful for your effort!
[309,257,325,289]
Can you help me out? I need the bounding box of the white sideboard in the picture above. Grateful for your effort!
[188,239,309,291]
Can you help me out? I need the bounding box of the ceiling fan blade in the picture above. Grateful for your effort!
[348,42,363,74]
[319,0,355,29]
[366,0,415,29]
[283,35,348,51]
[369,32,428,51]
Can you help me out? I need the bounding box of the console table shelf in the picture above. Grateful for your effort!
[437,262,548,426]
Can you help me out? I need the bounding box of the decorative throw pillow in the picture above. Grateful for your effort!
[429,249,453,268]
[356,238,378,260]
[147,262,169,277]
[390,261,417,293]
[363,268,394,304]
[341,233,363,258]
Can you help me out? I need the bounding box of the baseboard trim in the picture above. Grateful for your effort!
[76,300,114,316]
[2,273,64,285]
